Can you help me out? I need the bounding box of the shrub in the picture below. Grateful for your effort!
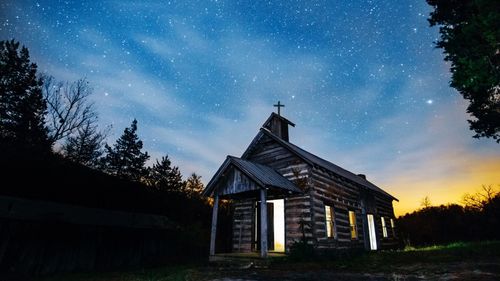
[289,241,315,261]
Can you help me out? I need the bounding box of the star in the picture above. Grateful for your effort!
[2,0,499,217]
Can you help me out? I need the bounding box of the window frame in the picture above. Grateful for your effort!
[324,204,337,239]
[381,217,388,238]
[390,218,396,237]
[348,210,358,240]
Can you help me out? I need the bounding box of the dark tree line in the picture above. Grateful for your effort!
[0,39,234,267]
[398,185,500,246]
[98,118,203,194]
[1,39,204,195]
[101,119,150,182]
[63,119,107,168]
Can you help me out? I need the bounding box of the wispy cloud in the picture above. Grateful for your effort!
[2,0,498,217]
[146,100,271,179]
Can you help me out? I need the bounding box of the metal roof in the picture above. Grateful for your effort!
[244,128,398,201]
[202,156,302,197]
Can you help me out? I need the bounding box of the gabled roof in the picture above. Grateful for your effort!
[263,112,296,128]
[202,156,302,197]
[242,128,398,201]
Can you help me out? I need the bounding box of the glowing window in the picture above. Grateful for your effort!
[348,211,357,239]
[390,218,396,237]
[324,205,336,238]
[381,217,388,238]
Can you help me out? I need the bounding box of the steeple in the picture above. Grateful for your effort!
[273,101,285,116]
[262,102,295,141]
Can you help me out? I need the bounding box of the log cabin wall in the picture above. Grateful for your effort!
[359,189,377,250]
[375,194,398,249]
[232,199,254,252]
[245,134,313,252]
[311,166,366,250]
[246,135,305,172]
[234,129,397,253]
[284,194,313,250]
[231,195,315,254]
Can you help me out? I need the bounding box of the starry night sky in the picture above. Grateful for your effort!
[1,0,499,215]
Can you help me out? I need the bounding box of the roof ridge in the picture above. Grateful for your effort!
[259,128,397,201]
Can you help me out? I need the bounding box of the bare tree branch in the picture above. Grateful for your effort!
[462,184,499,211]
[42,75,98,145]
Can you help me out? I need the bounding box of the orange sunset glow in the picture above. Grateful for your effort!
[390,157,500,216]
[346,100,500,217]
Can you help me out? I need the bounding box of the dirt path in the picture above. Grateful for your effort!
[194,261,500,281]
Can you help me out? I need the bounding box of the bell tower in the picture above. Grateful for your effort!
[262,101,295,142]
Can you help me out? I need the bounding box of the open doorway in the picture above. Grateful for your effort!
[254,199,285,252]
[367,214,378,250]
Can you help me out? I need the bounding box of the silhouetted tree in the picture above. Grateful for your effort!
[42,75,98,146]
[0,40,49,151]
[399,185,500,246]
[482,191,500,239]
[101,119,149,182]
[426,0,500,142]
[420,195,432,209]
[462,184,499,210]
[63,119,108,168]
[398,204,467,246]
[146,155,184,192]
[185,172,204,196]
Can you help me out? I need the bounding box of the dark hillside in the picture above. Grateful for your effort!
[0,146,232,276]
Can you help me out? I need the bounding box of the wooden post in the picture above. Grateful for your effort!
[260,188,268,258]
[209,193,219,256]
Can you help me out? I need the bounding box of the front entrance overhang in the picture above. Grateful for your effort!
[203,156,302,258]
[202,156,302,198]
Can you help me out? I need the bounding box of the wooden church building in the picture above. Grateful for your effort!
[203,106,398,258]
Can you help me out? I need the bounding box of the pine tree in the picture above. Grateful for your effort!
[101,119,149,181]
[0,40,49,151]
[63,120,107,168]
[147,155,184,192]
[185,173,204,196]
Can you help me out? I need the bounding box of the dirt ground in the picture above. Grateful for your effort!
[24,241,500,281]
[192,261,500,281]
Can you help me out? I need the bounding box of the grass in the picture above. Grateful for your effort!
[38,241,500,281]
[403,241,472,251]
[278,240,500,273]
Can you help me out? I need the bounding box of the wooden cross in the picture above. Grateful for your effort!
[273,101,285,116]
